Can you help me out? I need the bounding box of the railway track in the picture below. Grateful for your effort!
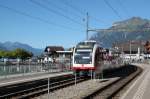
[83,65,142,99]
[0,65,142,99]
[0,74,89,99]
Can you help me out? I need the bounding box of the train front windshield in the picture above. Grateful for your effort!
[74,51,92,64]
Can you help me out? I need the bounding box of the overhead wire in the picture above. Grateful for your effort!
[103,0,122,20]
[59,0,85,16]
[30,0,85,27]
[102,0,150,31]
[59,0,109,25]
[0,3,80,31]
[92,27,150,33]
[116,0,131,18]
[43,0,83,19]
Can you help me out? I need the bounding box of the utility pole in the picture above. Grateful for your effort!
[86,12,89,40]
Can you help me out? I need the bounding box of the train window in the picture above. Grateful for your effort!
[74,52,92,64]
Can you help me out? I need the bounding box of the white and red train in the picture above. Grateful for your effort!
[72,40,122,76]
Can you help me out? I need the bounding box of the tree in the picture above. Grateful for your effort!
[0,49,33,59]
[12,48,33,59]
[0,50,9,58]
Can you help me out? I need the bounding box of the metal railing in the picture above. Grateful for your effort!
[0,61,72,79]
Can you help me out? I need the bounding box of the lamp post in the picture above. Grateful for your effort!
[130,41,132,63]
[28,57,31,73]
[86,12,89,40]
[3,57,7,78]
[47,47,51,99]
[47,77,50,99]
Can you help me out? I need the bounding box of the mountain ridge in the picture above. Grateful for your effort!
[0,41,43,56]
[90,17,150,48]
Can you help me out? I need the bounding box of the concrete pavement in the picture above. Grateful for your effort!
[120,63,150,99]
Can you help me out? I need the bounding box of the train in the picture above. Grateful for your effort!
[72,40,123,77]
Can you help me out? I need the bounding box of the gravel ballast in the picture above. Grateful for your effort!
[37,77,119,99]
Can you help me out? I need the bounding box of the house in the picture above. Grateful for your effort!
[43,46,64,63]
[44,46,64,55]
[43,46,73,63]
[112,40,146,61]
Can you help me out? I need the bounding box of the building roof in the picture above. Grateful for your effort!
[44,46,64,52]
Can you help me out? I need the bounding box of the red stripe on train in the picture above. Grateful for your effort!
[72,66,95,70]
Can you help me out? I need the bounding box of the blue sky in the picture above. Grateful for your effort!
[0,0,150,48]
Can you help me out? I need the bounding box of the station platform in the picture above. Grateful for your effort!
[0,71,73,87]
[120,63,150,99]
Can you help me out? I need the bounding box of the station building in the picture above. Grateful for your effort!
[43,46,73,63]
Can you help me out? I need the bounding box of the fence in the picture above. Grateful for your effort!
[0,61,72,79]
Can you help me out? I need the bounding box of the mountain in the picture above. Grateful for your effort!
[0,41,43,56]
[0,42,7,50]
[90,17,150,48]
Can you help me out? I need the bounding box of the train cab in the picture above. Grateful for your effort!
[72,40,103,76]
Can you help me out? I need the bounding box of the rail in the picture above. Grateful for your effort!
[0,74,89,98]
[83,65,142,99]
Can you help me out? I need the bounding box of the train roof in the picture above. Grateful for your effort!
[76,40,100,49]
[84,40,97,43]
